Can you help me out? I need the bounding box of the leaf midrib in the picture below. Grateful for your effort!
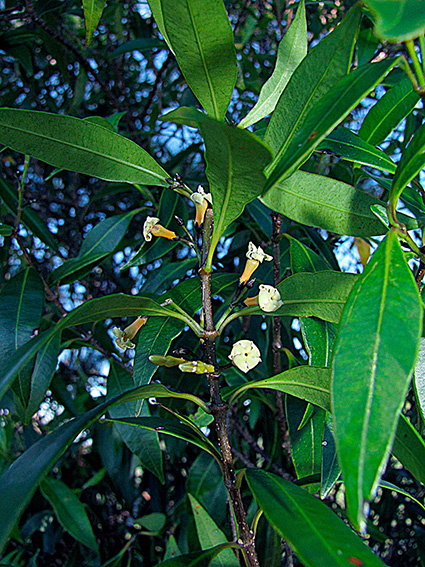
[0,121,166,181]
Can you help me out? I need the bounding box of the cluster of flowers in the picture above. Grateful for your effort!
[112,186,283,375]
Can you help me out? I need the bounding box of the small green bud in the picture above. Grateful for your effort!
[178,361,215,374]
[149,355,186,367]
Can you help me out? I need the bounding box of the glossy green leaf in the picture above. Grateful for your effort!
[317,127,397,173]
[359,79,420,146]
[238,0,307,128]
[264,57,400,192]
[392,414,425,485]
[108,364,164,483]
[0,381,210,554]
[331,229,423,531]
[228,366,331,411]
[362,0,425,42]
[147,0,173,50]
[390,122,425,217]
[188,495,239,567]
[161,0,237,120]
[286,396,325,490]
[160,107,272,265]
[265,5,360,171]
[415,338,425,421]
[261,170,418,236]
[0,223,12,236]
[289,235,331,274]
[380,480,425,513]
[321,414,340,499]
[24,332,61,421]
[142,258,197,294]
[156,544,241,567]
[105,416,221,462]
[0,108,169,185]
[50,210,135,284]
[40,477,98,552]
[83,0,106,45]
[246,469,386,567]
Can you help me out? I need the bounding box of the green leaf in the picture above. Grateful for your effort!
[415,338,425,421]
[25,332,61,421]
[161,0,237,120]
[264,57,400,192]
[261,170,418,236]
[105,416,221,462]
[0,109,169,185]
[40,477,98,552]
[392,414,425,485]
[147,0,173,50]
[321,414,340,499]
[331,229,423,531]
[142,258,197,294]
[188,495,239,567]
[108,364,164,483]
[390,122,425,218]
[0,223,13,236]
[228,366,332,411]
[317,127,397,173]
[286,396,325,490]
[265,5,361,171]
[83,0,106,45]
[238,0,307,128]
[156,544,241,567]
[359,78,420,146]
[50,210,136,284]
[0,381,210,554]
[110,38,165,58]
[362,0,425,42]
[379,480,425,513]
[160,107,272,266]
[246,469,386,567]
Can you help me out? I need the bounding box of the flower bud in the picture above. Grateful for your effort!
[112,316,148,350]
[178,360,215,374]
[149,355,186,367]
[228,339,262,373]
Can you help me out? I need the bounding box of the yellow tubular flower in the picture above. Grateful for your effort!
[112,316,148,350]
[239,242,273,285]
[190,185,213,226]
[228,339,262,373]
[143,216,177,242]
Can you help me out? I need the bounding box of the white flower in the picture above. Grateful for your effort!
[258,284,283,312]
[143,216,177,242]
[190,185,212,226]
[246,242,272,263]
[228,340,262,373]
[240,242,273,284]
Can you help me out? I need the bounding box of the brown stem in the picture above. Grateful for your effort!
[199,266,259,567]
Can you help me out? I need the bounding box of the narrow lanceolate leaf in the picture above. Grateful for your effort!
[265,5,361,171]
[189,495,239,567]
[160,107,272,266]
[161,0,237,120]
[148,0,173,50]
[228,366,331,411]
[389,123,425,218]
[331,229,422,532]
[0,382,209,554]
[40,477,98,552]
[359,79,420,146]
[264,57,400,192]
[0,109,169,185]
[392,414,425,485]
[246,470,386,567]
[50,210,136,285]
[321,415,340,499]
[261,170,418,236]
[317,127,397,173]
[414,338,425,421]
[83,0,106,45]
[238,0,307,128]
[362,0,425,42]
